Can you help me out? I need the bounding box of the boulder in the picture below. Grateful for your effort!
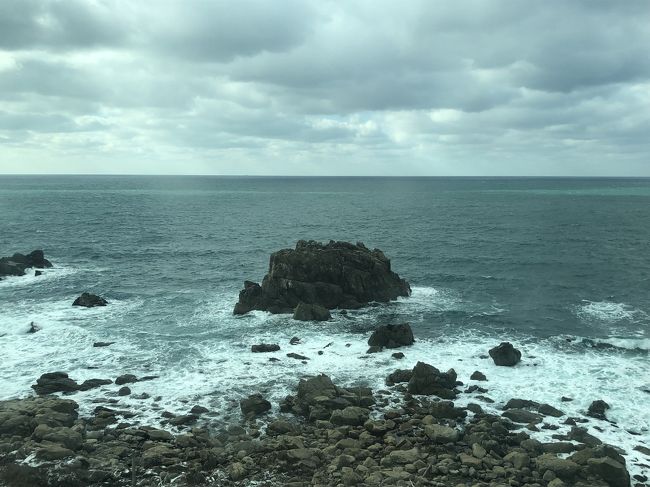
[0,250,52,278]
[72,292,108,307]
[78,378,112,391]
[502,409,543,424]
[233,240,410,314]
[535,454,580,479]
[330,406,369,426]
[240,394,271,418]
[251,344,280,353]
[587,399,610,420]
[293,302,331,321]
[32,372,79,395]
[488,342,522,366]
[470,371,487,381]
[367,323,414,348]
[115,374,138,385]
[424,424,459,443]
[386,369,412,386]
[587,457,630,487]
[407,361,457,398]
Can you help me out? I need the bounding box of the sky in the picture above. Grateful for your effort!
[0,1,649,176]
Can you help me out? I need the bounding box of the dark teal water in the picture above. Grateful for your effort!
[2,176,649,339]
[0,176,649,469]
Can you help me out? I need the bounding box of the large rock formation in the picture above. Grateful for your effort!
[0,250,52,278]
[234,240,410,314]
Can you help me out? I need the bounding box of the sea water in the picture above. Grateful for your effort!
[1,176,648,478]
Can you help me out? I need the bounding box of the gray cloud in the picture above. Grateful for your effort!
[0,0,649,175]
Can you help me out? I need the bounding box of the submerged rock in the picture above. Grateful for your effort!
[233,240,410,314]
[489,342,522,366]
[367,323,414,349]
[251,344,280,353]
[0,250,52,278]
[72,292,108,307]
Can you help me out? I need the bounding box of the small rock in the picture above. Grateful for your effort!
[391,352,405,359]
[251,344,280,353]
[290,336,301,345]
[72,292,108,307]
[117,386,131,396]
[287,352,309,360]
[190,405,209,415]
[587,399,610,420]
[470,370,487,381]
[367,323,414,348]
[93,342,115,347]
[115,374,138,385]
[488,342,522,366]
[240,393,271,418]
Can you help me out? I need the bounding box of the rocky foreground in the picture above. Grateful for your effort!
[0,250,52,279]
[1,363,646,487]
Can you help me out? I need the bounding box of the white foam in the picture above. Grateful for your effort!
[577,300,644,323]
[0,264,79,289]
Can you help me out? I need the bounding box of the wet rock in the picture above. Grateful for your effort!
[189,405,209,415]
[115,374,138,385]
[502,408,543,424]
[470,370,487,381]
[367,323,414,349]
[488,342,522,366]
[240,394,271,418]
[117,386,131,396]
[386,369,412,385]
[72,292,108,307]
[233,240,410,314]
[35,443,74,461]
[32,372,79,395]
[290,336,301,345]
[28,322,41,334]
[539,403,565,417]
[391,352,404,359]
[287,352,309,360]
[587,399,610,420]
[169,414,198,426]
[407,361,457,398]
[92,341,115,347]
[251,343,280,353]
[78,378,112,391]
[587,457,630,487]
[0,250,52,278]
[293,302,331,321]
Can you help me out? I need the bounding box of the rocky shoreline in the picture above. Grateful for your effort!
[1,351,647,487]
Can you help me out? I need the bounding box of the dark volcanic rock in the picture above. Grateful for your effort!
[32,372,80,395]
[233,240,410,314]
[251,344,280,353]
[293,302,331,321]
[115,374,138,385]
[587,399,610,420]
[367,323,414,348]
[488,342,522,366]
[92,341,115,347]
[407,361,457,399]
[72,292,108,307]
[287,352,309,360]
[0,250,52,278]
[470,370,487,381]
[28,322,41,334]
[78,378,112,391]
[240,394,271,418]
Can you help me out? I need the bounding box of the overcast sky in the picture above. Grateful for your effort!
[0,1,649,176]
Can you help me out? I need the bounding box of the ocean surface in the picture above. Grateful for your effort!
[1,176,649,476]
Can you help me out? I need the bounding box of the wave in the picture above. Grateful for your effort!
[576,300,645,323]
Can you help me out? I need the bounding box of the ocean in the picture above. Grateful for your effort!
[1,176,649,475]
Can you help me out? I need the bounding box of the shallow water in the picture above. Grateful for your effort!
[1,176,649,477]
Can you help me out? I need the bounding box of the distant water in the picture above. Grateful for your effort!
[1,176,649,475]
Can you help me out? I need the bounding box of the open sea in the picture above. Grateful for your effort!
[1,176,649,477]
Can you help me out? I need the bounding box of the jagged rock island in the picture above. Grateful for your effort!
[234,240,411,315]
[0,250,52,279]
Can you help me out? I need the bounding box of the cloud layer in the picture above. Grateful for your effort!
[1,0,649,175]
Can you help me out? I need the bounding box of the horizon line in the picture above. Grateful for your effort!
[1,174,650,179]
